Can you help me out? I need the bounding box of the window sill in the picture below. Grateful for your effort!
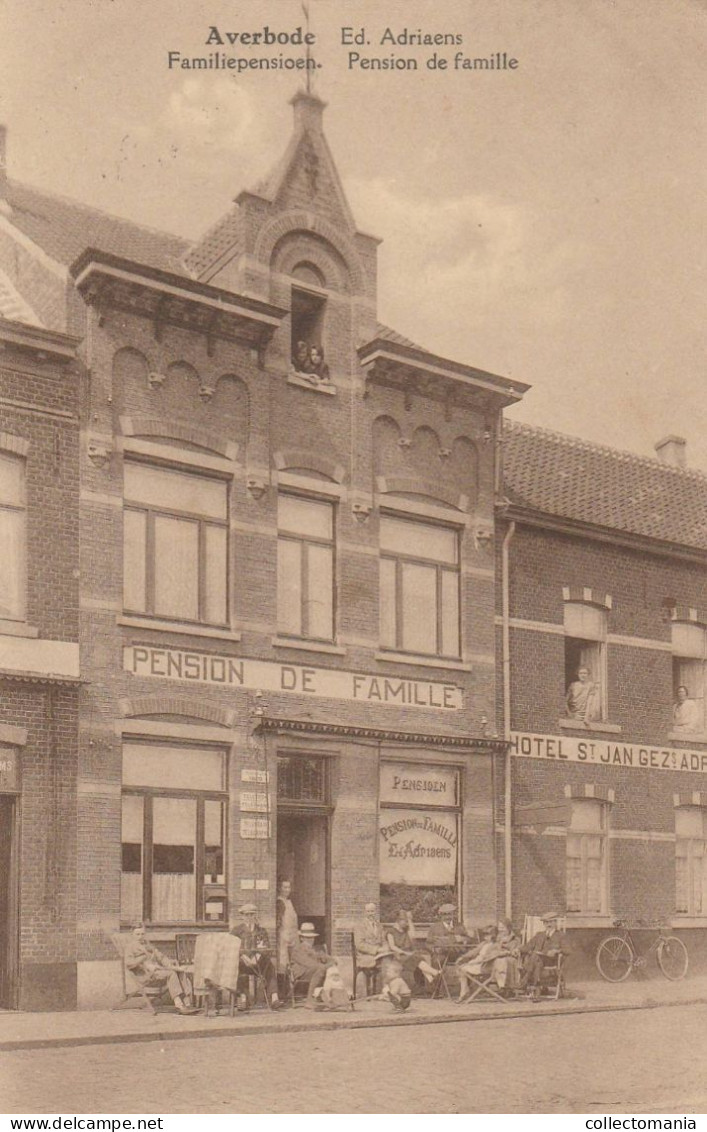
[563,915,615,929]
[670,917,707,929]
[271,636,346,656]
[117,615,242,642]
[287,372,336,396]
[668,731,707,745]
[375,651,472,672]
[0,619,39,639]
[559,718,622,735]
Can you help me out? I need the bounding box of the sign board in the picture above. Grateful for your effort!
[511,732,707,775]
[379,762,459,807]
[239,791,271,813]
[124,646,462,710]
[239,818,271,840]
[0,745,20,793]
[241,768,270,784]
[379,809,458,886]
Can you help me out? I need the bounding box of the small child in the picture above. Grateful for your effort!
[379,958,412,1013]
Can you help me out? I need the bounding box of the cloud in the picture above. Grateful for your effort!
[346,177,587,361]
[165,78,257,153]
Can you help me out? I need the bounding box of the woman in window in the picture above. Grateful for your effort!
[566,666,601,723]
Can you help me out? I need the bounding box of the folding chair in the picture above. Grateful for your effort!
[463,965,507,1004]
[110,932,163,1014]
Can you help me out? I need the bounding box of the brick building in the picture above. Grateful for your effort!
[499,423,707,974]
[0,314,80,1009]
[0,96,705,1008]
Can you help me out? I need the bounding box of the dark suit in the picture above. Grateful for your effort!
[426,920,473,954]
[230,920,278,1000]
[289,941,336,1005]
[520,928,568,988]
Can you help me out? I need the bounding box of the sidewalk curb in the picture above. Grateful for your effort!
[2,994,705,1053]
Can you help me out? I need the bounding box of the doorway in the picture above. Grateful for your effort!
[0,796,18,1008]
[277,812,329,944]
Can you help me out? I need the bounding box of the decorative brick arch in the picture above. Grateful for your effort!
[119,695,236,728]
[254,210,366,293]
[0,432,30,458]
[272,231,350,294]
[273,449,345,483]
[120,416,237,460]
[377,475,468,513]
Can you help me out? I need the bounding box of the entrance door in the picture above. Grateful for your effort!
[277,812,328,944]
[0,796,18,1008]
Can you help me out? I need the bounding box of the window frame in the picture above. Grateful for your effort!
[120,739,229,928]
[671,622,707,736]
[379,512,461,660]
[563,602,608,723]
[277,492,336,643]
[675,806,707,917]
[123,458,229,628]
[0,451,27,622]
[565,798,610,916]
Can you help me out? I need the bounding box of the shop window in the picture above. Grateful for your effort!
[379,515,460,658]
[123,461,228,626]
[566,798,609,914]
[672,623,706,734]
[120,742,227,925]
[277,494,335,641]
[564,603,607,723]
[378,762,461,922]
[0,452,26,621]
[675,807,707,915]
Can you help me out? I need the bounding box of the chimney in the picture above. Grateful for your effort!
[655,435,687,468]
[290,89,326,133]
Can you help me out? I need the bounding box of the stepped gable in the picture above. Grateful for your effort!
[4,179,190,273]
[503,419,707,551]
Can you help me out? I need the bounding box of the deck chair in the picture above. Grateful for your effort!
[520,915,567,1000]
[463,963,507,1004]
[110,932,164,1014]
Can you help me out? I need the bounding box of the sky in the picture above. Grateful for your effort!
[2,0,705,470]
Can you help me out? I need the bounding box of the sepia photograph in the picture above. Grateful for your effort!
[0,0,705,1119]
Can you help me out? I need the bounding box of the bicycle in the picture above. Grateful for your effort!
[595,920,688,982]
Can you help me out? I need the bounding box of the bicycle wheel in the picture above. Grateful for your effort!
[657,936,688,981]
[596,936,633,981]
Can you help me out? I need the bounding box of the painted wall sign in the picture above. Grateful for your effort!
[123,646,463,710]
[0,745,20,793]
[379,809,458,886]
[379,762,459,807]
[239,818,271,840]
[511,732,707,774]
[239,791,271,813]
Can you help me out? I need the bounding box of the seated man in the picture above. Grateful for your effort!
[520,911,569,995]
[289,922,337,1008]
[123,925,197,1014]
[426,903,474,955]
[230,903,282,1009]
[354,901,390,988]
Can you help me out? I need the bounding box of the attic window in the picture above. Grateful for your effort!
[289,281,333,393]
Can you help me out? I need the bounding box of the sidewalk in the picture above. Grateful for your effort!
[2,974,706,1052]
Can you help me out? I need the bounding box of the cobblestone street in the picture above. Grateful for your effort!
[1,1004,705,1114]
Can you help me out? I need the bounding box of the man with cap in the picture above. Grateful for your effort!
[426,903,474,951]
[230,903,282,1009]
[289,922,338,1007]
[519,911,569,995]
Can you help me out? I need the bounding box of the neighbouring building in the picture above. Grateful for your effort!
[500,423,707,974]
[0,315,80,1009]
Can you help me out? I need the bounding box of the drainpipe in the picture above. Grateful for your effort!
[502,519,516,919]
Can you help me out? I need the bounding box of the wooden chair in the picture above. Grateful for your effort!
[533,951,566,1000]
[110,932,163,1014]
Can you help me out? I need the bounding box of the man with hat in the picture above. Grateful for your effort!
[426,902,474,952]
[289,922,338,1007]
[230,903,281,1009]
[519,911,569,996]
